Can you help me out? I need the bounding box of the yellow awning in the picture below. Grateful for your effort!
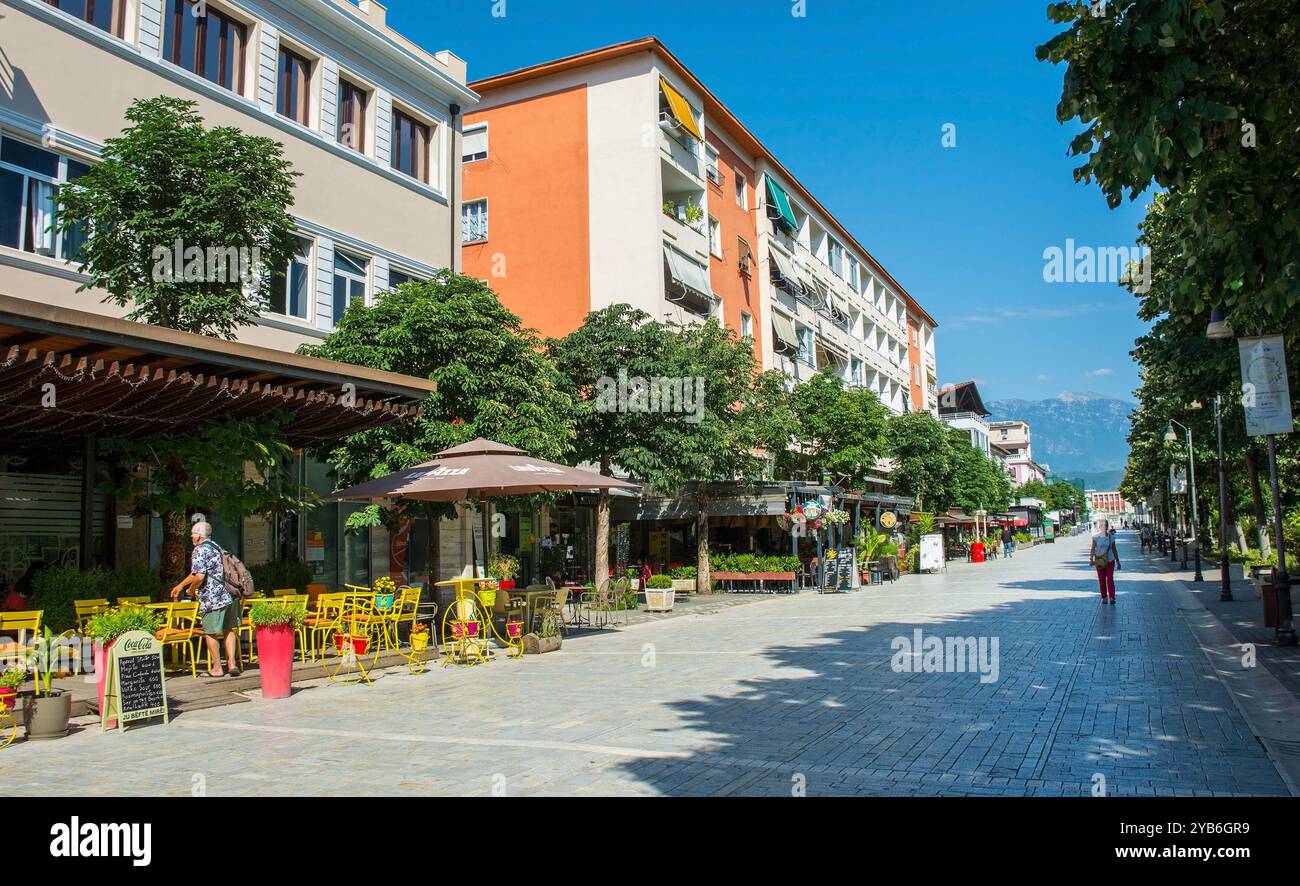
[660,78,703,142]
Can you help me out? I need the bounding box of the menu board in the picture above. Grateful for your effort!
[822,548,857,591]
[101,631,169,732]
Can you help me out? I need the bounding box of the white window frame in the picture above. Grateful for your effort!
[332,249,370,319]
[0,135,87,262]
[735,171,747,209]
[708,215,722,258]
[462,198,488,244]
[705,143,721,185]
[265,234,315,323]
[740,311,753,340]
[462,123,488,163]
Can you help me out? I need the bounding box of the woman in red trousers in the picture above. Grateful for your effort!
[1090,520,1120,604]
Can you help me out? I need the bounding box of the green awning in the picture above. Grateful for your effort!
[765,177,798,234]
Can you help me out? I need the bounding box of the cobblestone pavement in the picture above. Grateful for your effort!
[1,531,1287,796]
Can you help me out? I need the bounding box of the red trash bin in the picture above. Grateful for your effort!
[971,542,986,563]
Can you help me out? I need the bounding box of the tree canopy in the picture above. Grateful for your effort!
[55,96,300,338]
[779,369,890,488]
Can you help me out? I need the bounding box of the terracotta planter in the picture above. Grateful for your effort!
[255,623,294,700]
[23,690,70,740]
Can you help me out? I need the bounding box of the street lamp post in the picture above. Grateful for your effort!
[1214,395,1233,601]
[1166,418,1204,582]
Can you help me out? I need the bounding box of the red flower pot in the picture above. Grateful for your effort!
[333,634,369,656]
[95,639,116,729]
[255,624,294,700]
[0,687,16,712]
[498,580,516,591]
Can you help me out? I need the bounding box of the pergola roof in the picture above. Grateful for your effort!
[0,294,435,446]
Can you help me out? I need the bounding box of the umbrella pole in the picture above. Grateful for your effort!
[480,497,492,578]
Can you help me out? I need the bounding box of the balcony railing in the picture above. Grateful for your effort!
[663,201,706,234]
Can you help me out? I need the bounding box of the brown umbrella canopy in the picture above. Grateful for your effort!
[329,438,640,502]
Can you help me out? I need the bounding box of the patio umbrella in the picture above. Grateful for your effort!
[329,438,640,577]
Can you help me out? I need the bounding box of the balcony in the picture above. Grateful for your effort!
[659,112,703,181]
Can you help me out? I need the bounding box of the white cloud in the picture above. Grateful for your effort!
[1037,373,1051,381]
[1085,368,1114,377]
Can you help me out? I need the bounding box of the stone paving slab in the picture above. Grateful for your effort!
[0,531,1287,796]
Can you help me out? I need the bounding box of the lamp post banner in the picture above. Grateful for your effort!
[1238,335,1294,437]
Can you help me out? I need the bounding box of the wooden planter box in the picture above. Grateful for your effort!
[522,633,562,655]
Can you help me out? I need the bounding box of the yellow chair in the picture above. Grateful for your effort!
[393,586,422,645]
[305,593,347,660]
[268,588,296,597]
[154,602,203,678]
[73,599,111,632]
[0,610,42,667]
[115,596,152,606]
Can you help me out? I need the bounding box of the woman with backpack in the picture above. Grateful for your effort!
[1090,520,1120,605]
[170,521,243,677]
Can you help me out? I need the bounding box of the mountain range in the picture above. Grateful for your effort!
[986,392,1135,491]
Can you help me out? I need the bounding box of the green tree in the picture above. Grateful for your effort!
[779,369,890,488]
[638,320,791,593]
[99,414,315,589]
[948,433,1015,515]
[549,304,675,592]
[886,412,955,512]
[55,96,299,338]
[304,274,575,578]
[1037,0,1300,323]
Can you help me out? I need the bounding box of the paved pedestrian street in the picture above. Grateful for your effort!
[1,532,1288,797]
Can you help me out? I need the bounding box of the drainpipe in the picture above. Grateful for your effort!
[448,103,461,273]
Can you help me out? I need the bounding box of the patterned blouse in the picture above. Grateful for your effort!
[191,542,232,613]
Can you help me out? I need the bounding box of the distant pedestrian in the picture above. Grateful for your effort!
[1091,520,1120,605]
[1002,525,1015,558]
[170,522,242,678]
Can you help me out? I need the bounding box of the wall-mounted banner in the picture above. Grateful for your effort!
[1239,335,1294,437]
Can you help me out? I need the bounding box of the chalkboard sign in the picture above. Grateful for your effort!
[821,548,858,592]
[101,630,169,733]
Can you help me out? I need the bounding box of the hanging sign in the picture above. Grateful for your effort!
[1239,335,1294,437]
[100,631,169,733]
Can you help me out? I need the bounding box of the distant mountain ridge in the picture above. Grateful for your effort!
[986,392,1135,488]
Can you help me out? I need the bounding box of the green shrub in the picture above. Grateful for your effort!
[249,599,306,628]
[84,604,161,644]
[102,563,162,603]
[878,542,899,558]
[248,559,312,595]
[670,566,697,579]
[646,575,674,589]
[1285,511,1300,560]
[29,565,105,632]
[906,546,920,573]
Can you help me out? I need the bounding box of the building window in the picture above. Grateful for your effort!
[851,357,864,386]
[387,268,421,289]
[332,250,368,322]
[740,312,753,340]
[705,144,721,185]
[462,125,488,163]
[337,78,369,153]
[43,0,124,36]
[268,236,312,320]
[276,46,312,127]
[391,109,431,183]
[0,136,90,260]
[164,0,247,94]
[462,199,488,243]
[737,236,753,276]
[708,216,722,258]
[735,171,747,209]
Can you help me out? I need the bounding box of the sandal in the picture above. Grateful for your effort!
[227,668,242,678]
[199,670,225,679]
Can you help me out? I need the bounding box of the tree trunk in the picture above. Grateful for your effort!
[695,493,711,594]
[159,511,187,591]
[1246,448,1271,556]
[594,456,611,594]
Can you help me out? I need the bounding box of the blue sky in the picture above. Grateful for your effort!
[391,0,1150,405]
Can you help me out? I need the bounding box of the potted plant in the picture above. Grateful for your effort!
[85,604,162,728]
[22,626,76,740]
[249,599,304,700]
[372,576,398,612]
[523,610,563,655]
[410,623,432,652]
[645,574,676,612]
[670,565,696,593]
[0,665,26,713]
[489,554,520,591]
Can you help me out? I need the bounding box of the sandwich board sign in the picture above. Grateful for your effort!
[821,547,858,591]
[100,630,169,732]
[919,534,945,573]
